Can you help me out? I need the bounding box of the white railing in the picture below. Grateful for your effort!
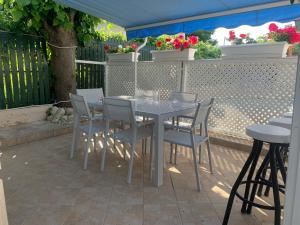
[105,58,297,137]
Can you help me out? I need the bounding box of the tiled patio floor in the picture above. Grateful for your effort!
[0,134,281,225]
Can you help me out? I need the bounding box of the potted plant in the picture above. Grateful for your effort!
[267,23,300,57]
[151,34,199,61]
[221,24,300,59]
[104,43,140,62]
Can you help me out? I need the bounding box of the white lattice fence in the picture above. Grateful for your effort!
[184,58,297,137]
[106,62,135,96]
[137,62,182,100]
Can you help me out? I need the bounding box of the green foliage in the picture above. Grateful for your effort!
[192,30,213,42]
[269,32,290,43]
[2,0,104,45]
[194,41,221,59]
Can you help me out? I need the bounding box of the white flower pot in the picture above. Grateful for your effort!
[220,42,289,59]
[107,52,140,62]
[151,48,197,61]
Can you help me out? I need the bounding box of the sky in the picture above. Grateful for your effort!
[212,21,295,46]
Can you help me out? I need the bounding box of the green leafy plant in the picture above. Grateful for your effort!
[104,42,138,54]
[194,41,221,59]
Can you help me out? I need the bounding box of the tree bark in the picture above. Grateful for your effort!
[44,23,78,103]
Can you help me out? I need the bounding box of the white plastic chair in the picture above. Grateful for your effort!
[69,93,106,170]
[100,97,154,183]
[165,91,198,163]
[76,88,104,117]
[76,88,104,102]
[163,98,214,191]
[135,89,156,153]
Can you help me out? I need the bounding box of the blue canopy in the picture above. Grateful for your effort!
[55,0,300,39]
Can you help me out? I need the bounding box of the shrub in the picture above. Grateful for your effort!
[194,41,221,59]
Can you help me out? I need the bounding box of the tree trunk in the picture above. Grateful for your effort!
[46,26,77,103]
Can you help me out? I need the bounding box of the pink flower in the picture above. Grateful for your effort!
[156,41,162,47]
[188,35,198,45]
[239,34,247,39]
[178,34,185,39]
[269,23,278,32]
[183,41,189,49]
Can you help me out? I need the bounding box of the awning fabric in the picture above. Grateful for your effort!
[54,0,300,39]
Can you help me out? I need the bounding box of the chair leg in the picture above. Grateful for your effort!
[145,138,148,155]
[142,139,145,155]
[93,134,97,150]
[113,128,116,149]
[100,129,108,171]
[70,125,79,159]
[83,128,92,170]
[206,140,213,174]
[192,145,201,192]
[174,144,178,164]
[169,144,173,163]
[149,133,154,177]
[127,142,136,184]
[198,144,202,164]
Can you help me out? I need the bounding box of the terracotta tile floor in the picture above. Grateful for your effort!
[0,134,282,225]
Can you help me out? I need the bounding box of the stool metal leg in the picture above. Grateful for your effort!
[241,140,263,213]
[270,145,281,225]
[257,157,269,196]
[222,139,261,225]
[246,150,271,214]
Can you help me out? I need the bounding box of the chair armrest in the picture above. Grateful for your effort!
[177,115,194,120]
[165,124,192,132]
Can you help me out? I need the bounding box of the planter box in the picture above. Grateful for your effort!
[107,52,140,62]
[220,42,289,59]
[151,48,197,61]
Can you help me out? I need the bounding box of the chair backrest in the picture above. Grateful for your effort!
[103,97,135,124]
[169,91,198,103]
[135,89,156,100]
[192,98,214,134]
[69,93,92,119]
[76,88,104,103]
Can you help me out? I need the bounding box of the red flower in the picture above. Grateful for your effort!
[239,34,247,39]
[178,34,185,39]
[156,41,162,48]
[269,23,278,32]
[104,44,110,53]
[229,30,236,41]
[131,43,138,50]
[289,32,300,44]
[165,37,171,42]
[188,35,198,45]
[183,41,190,49]
[173,38,181,49]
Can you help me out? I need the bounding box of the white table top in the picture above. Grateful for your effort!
[89,96,197,118]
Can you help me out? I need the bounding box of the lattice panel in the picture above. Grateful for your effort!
[185,58,297,137]
[137,62,182,100]
[106,63,135,96]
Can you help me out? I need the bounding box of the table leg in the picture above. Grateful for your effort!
[152,116,164,187]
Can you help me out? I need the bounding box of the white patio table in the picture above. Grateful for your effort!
[89,96,197,187]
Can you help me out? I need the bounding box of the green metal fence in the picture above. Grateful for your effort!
[0,32,50,109]
[75,41,154,90]
[0,32,154,109]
